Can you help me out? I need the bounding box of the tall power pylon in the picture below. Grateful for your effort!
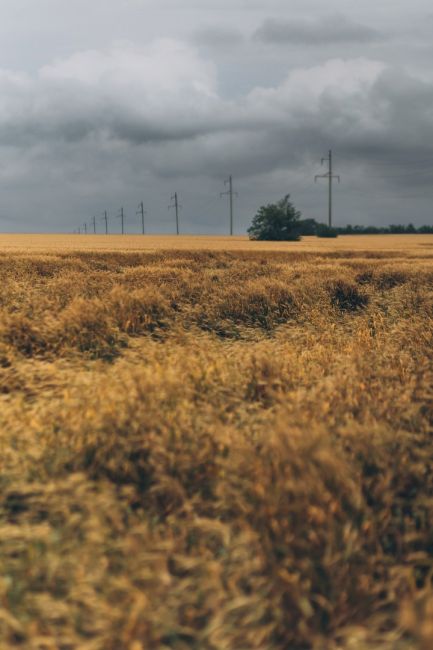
[137,202,147,234]
[315,150,341,228]
[102,210,108,234]
[91,215,97,234]
[168,193,181,235]
[117,207,125,234]
[83,222,87,234]
[220,175,238,235]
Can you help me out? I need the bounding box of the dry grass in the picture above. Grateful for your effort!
[1,233,433,254]
[0,241,432,649]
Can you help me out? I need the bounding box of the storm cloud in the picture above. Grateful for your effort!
[0,1,432,232]
[2,50,431,173]
[192,26,244,50]
[254,15,383,46]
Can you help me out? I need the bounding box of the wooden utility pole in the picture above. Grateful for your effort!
[221,175,238,235]
[169,193,181,235]
[137,202,147,234]
[315,150,341,228]
[117,207,125,234]
[102,210,108,234]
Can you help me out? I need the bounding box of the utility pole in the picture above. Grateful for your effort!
[83,222,87,235]
[168,192,181,235]
[91,215,97,234]
[315,150,340,228]
[102,210,108,234]
[117,207,125,234]
[137,202,147,234]
[78,226,81,235]
[220,175,238,235]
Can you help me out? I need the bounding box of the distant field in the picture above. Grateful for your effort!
[0,243,432,648]
[1,232,433,254]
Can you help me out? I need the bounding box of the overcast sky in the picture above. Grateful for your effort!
[1,0,433,233]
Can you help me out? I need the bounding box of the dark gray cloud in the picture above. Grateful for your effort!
[192,26,244,49]
[254,15,383,45]
[0,1,432,232]
[2,51,433,233]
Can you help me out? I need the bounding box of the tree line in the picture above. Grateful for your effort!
[248,195,433,241]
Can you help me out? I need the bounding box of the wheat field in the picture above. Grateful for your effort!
[0,235,432,649]
[1,233,433,253]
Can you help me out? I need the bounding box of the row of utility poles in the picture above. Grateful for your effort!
[74,202,157,235]
[74,176,237,235]
[74,153,340,234]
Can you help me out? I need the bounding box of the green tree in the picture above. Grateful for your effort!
[298,218,318,236]
[316,223,338,238]
[248,195,302,241]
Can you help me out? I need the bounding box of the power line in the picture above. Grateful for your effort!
[315,149,341,228]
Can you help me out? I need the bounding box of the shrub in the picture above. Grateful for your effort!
[316,223,339,238]
[248,195,302,241]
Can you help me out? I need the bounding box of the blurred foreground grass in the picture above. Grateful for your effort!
[0,247,432,649]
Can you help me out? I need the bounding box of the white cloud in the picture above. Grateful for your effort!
[0,44,430,168]
[247,58,386,116]
[39,40,217,97]
[0,40,223,146]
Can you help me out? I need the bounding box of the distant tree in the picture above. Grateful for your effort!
[248,195,302,241]
[316,223,338,238]
[334,223,433,235]
[362,226,382,234]
[389,224,406,234]
[297,218,318,236]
